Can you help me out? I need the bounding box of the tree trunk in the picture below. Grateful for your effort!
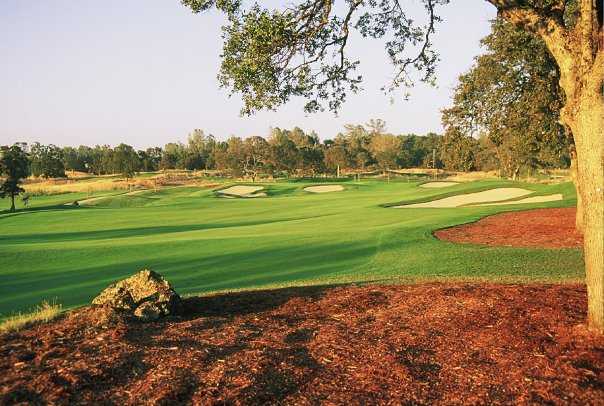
[570,150,584,234]
[569,91,604,333]
[10,193,15,212]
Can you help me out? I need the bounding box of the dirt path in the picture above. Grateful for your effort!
[76,196,109,206]
[395,188,532,208]
[435,208,582,248]
[1,284,601,404]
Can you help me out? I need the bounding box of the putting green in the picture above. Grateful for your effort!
[0,179,581,318]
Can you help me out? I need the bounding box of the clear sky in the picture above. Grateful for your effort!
[0,1,496,149]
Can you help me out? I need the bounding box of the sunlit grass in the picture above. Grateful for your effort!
[0,179,580,319]
[0,301,63,334]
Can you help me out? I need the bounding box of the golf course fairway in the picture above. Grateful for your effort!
[0,179,582,318]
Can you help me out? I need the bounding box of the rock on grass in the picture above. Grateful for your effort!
[91,269,181,322]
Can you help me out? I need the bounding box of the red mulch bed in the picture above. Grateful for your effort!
[435,208,584,248]
[1,284,603,405]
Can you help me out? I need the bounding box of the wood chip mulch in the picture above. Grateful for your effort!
[1,283,603,405]
[434,208,583,248]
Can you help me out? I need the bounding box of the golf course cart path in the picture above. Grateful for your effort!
[435,208,582,248]
[124,189,150,196]
[75,196,109,206]
[217,185,265,197]
[395,187,532,208]
[304,185,345,193]
[475,193,563,206]
[419,181,459,188]
[1,284,601,404]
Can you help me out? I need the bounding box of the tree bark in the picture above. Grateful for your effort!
[569,149,584,234]
[568,83,604,333]
[10,193,15,212]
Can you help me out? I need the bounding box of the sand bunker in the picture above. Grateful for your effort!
[395,188,532,208]
[475,194,563,206]
[419,182,459,189]
[304,185,344,193]
[217,185,265,198]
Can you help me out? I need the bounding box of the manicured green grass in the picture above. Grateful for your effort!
[0,179,581,318]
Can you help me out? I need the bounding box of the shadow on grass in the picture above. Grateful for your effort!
[0,204,80,220]
[0,237,391,316]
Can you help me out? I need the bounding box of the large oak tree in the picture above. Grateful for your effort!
[181,0,604,333]
[442,19,570,180]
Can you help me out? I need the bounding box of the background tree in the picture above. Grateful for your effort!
[398,133,443,169]
[439,127,478,172]
[366,119,387,136]
[76,145,94,173]
[139,147,163,172]
[212,140,230,173]
[267,128,300,176]
[242,136,269,181]
[441,18,569,179]
[0,144,30,212]
[369,133,402,174]
[323,137,351,176]
[88,146,104,175]
[222,136,246,177]
[287,127,324,176]
[342,124,373,171]
[161,142,186,170]
[62,146,87,173]
[185,129,215,170]
[30,143,66,178]
[112,143,140,179]
[299,143,325,177]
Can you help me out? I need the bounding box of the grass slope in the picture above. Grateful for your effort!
[0,180,581,318]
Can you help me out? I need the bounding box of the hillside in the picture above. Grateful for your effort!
[2,284,603,404]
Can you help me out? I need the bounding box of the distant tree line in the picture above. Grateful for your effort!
[3,125,446,182]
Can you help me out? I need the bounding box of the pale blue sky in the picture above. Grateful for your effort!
[0,1,496,148]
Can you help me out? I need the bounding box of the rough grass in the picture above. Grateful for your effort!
[25,178,133,196]
[0,301,62,333]
[0,179,581,318]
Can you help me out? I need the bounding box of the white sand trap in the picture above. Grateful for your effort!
[419,182,459,189]
[217,185,264,197]
[475,194,563,206]
[304,185,344,193]
[395,188,532,208]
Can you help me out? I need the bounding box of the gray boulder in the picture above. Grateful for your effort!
[92,269,181,321]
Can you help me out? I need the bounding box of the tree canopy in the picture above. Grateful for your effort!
[179,1,588,115]
[182,0,450,114]
[0,144,30,212]
[440,18,570,177]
